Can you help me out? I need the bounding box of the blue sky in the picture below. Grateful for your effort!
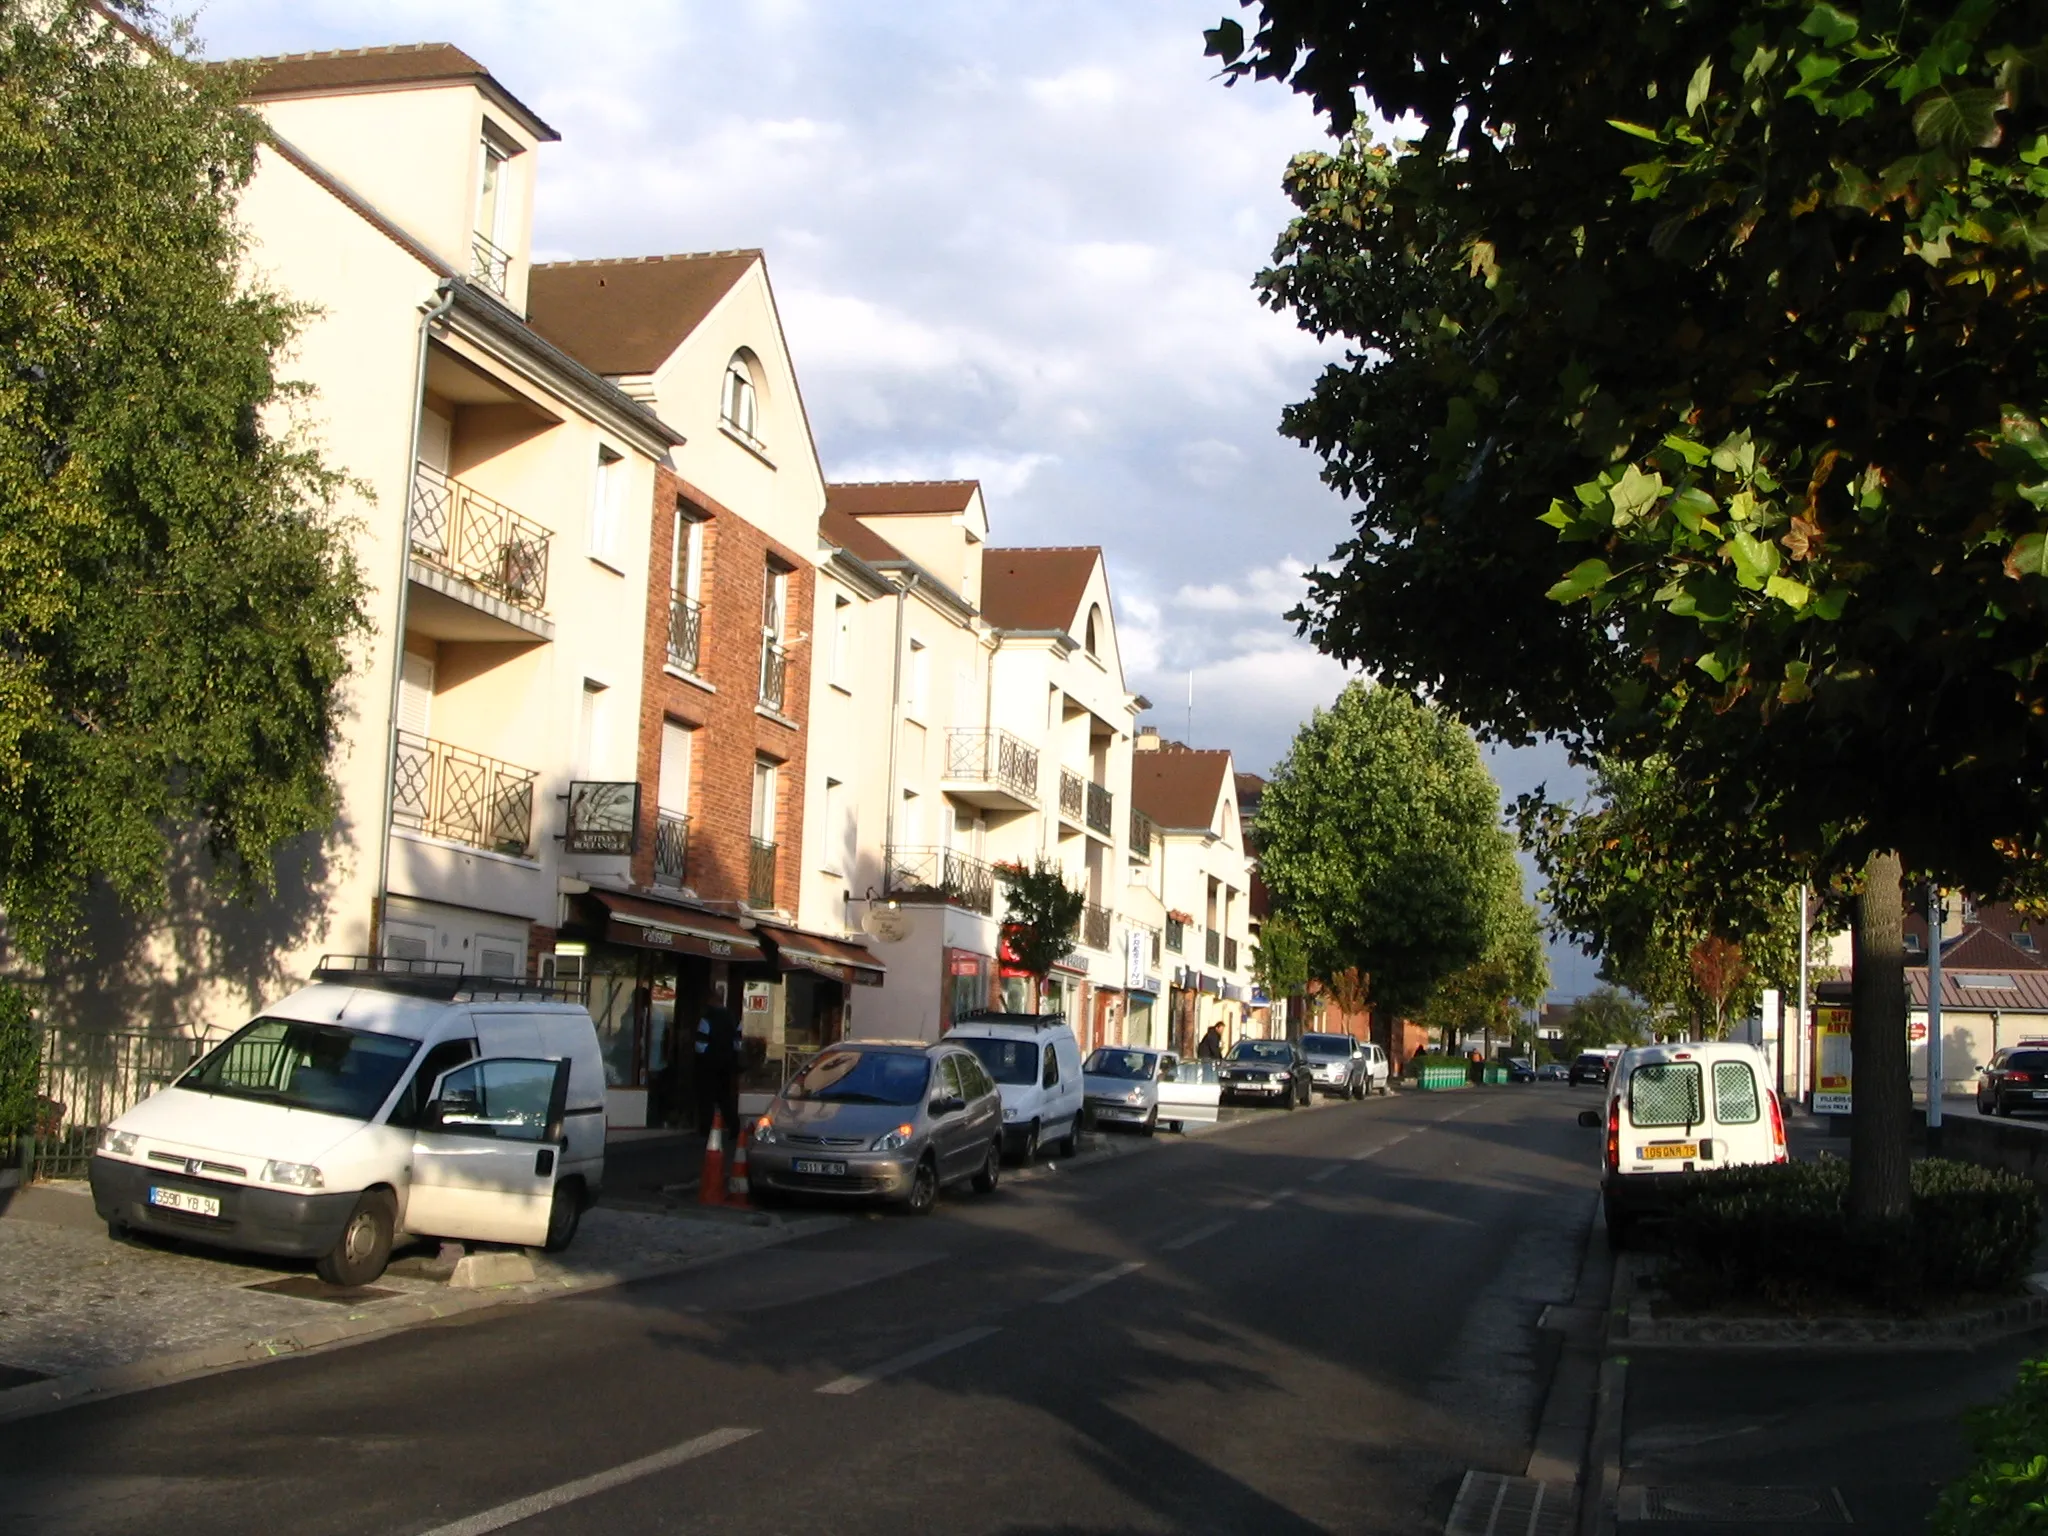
[188,0,1600,995]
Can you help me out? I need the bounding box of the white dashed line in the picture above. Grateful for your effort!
[1306,1163,1345,1184]
[1246,1187,1301,1211]
[815,1326,1000,1395]
[1160,1219,1235,1251]
[1041,1260,1145,1305]
[413,1427,759,1535]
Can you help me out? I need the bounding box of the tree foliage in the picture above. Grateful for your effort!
[996,860,1086,987]
[1557,986,1658,1058]
[1251,911,1311,1000]
[1419,851,1550,1047]
[0,2,366,965]
[1257,683,1523,1020]
[0,983,37,1141]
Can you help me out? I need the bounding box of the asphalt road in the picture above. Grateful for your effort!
[0,1087,1598,1536]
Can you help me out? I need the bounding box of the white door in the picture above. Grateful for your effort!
[405,1057,567,1246]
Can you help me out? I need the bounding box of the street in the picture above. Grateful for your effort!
[0,1089,1595,1536]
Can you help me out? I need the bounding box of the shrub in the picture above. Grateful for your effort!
[1663,1157,2041,1313]
[0,984,41,1144]
[1931,1356,2048,1536]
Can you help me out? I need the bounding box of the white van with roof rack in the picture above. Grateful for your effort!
[943,1012,1084,1163]
[88,955,605,1284]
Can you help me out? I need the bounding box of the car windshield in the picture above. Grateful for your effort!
[784,1048,930,1106]
[2007,1051,2048,1071]
[1084,1049,1155,1079]
[1300,1036,1352,1058]
[1229,1040,1293,1063]
[955,1036,1040,1086]
[179,1018,421,1120]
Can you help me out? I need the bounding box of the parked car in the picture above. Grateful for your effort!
[88,955,605,1285]
[1158,1058,1223,1132]
[1220,1038,1313,1108]
[946,1012,1085,1162]
[1537,1062,1570,1083]
[1082,1047,1174,1134]
[1975,1047,2048,1116]
[1506,1057,1537,1083]
[1567,1051,1613,1086]
[750,1039,1004,1214]
[1301,1032,1367,1097]
[1577,1040,1786,1246]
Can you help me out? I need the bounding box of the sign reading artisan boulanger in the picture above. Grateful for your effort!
[565,781,640,854]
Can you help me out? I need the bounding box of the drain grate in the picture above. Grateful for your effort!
[1621,1485,1851,1524]
[1447,1472,1578,1536]
[244,1276,399,1304]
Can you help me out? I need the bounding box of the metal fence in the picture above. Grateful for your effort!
[884,845,996,915]
[393,730,538,857]
[28,1028,220,1182]
[749,838,778,907]
[667,595,702,674]
[944,729,1039,804]
[408,463,551,612]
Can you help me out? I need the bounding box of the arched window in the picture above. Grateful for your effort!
[1085,604,1102,656]
[721,351,761,444]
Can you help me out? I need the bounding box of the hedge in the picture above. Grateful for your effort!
[1932,1356,2048,1536]
[1662,1157,2041,1313]
[0,984,39,1143]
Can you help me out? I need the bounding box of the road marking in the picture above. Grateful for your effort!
[1306,1163,1345,1184]
[1355,1132,1410,1160]
[1041,1260,1145,1304]
[1246,1186,1300,1210]
[414,1427,758,1535]
[815,1325,999,1395]
[1160,1219,1235,1251]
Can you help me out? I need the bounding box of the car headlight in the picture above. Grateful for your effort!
[1124,1087,1147,1105]
[1002,1106,1019,1122]
[752,1117,780,1146]
[99,1129,138,1157]
[872,1123,916,1152]
[261,1160,324,1189]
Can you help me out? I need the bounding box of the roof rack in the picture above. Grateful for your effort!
[310,955,588,1005]
[953,1010,1068,1029]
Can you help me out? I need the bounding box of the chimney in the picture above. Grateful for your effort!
[1135,726,1160,753]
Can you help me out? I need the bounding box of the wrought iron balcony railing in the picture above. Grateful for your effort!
[1224,936,1239,973]
[759,637,788,712]
[392,731,537,858]
[1082,903,1112,952]
[748,838,778,907]
[1165,916,1185,953]
[944,729,1039,803]
[1058,768,1085,822]
[409,463,551,613]
[653,811,689,888]
[883,846,995,915]
[1085,781,1114,837]
[1129,807,1155,860]
[471,230,512,297]
[667,595,703,674]
[1205,929,1221,966]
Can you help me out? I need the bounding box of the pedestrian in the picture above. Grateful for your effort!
[1198,1022,1224,1061]
[693,1002,743,1141]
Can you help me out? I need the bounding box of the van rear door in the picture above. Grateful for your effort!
[405,1057,567,1245]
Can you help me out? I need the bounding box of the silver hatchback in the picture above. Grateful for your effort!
[748,1040,1005,1214]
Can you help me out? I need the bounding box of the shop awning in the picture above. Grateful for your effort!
[588,891,764,962]
[757,923,886,986]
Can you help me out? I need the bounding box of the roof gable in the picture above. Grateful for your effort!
[237,43,558,141]
[981,547,1099,634]
[820,506,908,567]
[826,481,980,517]
[1132,749,1233,832]
[525,252,761,377]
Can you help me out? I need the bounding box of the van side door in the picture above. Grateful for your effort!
[405,1058,568,1246]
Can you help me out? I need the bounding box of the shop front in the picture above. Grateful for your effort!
[755,923,887,1077]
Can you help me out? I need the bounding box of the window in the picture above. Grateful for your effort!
[2014,931,2037,951]
[935,1054,965,1104]
[957,1054,996,1100]
[388,1037,478,1130]
[590,447,625,564]
[1042,1046,1061,1088]
[899,788,922,847]
[659,722,693,815]
[427,1059,559,1142]
[671,506,704,599]
[1084,604,1102,656]
[722,352,761,444]
[751,757,777,844]
[577,682,608,780]
[179,1019,420,1122]
[906,638,928,718]
[1712,1061,1761,1125]
[831,595,852,688]
[1904,933,1923,952]
[399,653,434,737]
[1628,1062,1704,1128]
[471,134,514,296]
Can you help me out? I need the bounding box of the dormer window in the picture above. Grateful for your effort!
[722,351,762,447]
[472,131,516,298]
[1084,603,1103,656]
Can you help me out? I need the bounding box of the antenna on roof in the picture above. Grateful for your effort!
[1186,670,1194,746]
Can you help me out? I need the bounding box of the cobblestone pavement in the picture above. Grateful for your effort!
[0,1189,820,1384]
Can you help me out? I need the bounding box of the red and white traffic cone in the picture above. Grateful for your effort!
[726,1125,754,1209]
[698,1110,727,1207]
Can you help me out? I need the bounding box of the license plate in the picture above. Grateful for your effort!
[1639,1143,1698,1161]
[148,1186,221,1218]
[791,1159,847,1176]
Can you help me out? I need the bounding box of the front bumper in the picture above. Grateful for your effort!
[1310,1069,1351,1092]
[89,1154,358,1259]
[1222,1076,1290,1097]
[748,1144,917,1201]
[1086,1098,1153,1124]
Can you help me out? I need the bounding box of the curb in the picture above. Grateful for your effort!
[0,1213,846,1427]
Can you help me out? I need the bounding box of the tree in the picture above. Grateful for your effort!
[1419,854,1550,1052]
[1689,937,1754,1040]
[1251,912,1311,1004]
[995,860,1085,1000]
[0,2,365,966]
[1205,0,2048,1223]
[1257,683,1522,1043]
[1558,987,1655,1058]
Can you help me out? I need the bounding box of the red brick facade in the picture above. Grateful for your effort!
[630,465,811,913]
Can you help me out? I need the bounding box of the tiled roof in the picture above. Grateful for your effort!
[1936,925,2048,970]
[236,44,559,141]
[1132,749,1231,832]
[825,481,980,517]
[820,506,907,566]
[1908,966,2048,1012]
[981,547,1099,634]
[525,252,760,376]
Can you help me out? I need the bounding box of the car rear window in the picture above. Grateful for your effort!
[1712,1060,1761,1124]
[1300,1035,1352,1057]
[1629,1061,1704,1128]
[2008,1051,2048,1071]
[956,1036,1039,1086]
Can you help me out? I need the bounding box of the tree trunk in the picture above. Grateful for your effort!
[1848,849,1912,1228]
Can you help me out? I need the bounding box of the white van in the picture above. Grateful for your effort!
[1578,1040,1786,1244]
[943,1012,1085,1163]
[88,956,605,1285]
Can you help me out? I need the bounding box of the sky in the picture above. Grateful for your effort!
[186,0,1600,996]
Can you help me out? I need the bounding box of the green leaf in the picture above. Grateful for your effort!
[1686,56,1715,116]
[1662,434,1711,466]
[1669,487,1718,531]
[1547,558,1614,603]
[1202,18,1245,63]
[1912,86,2006,154]
[1607,120,1665,142]
[1539,499,1574,531]
[1728,529,1780,589]
[1696,651,1731,683]
[1765,573,1813,608]
[1800,3,1860,47]
[2006,531,2048,578]
[1609,463,1666,525]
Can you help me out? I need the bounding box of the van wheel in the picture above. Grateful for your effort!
[905,1157,938,1215]
[1164,1120,1182,1134]
[1055,1120,1080,1158]
[972,1142,1001,1194]
[543,1180,584,1253]
[317,1190,395,1286]
[1013,1120,1039,1165]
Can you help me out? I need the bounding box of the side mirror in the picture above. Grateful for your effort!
[1576,1109,1602,1129]
[930,1095,966,1116]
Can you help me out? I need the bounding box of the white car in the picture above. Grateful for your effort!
[945,1013,1085,1162]
[87,956,605,1285]
[1301,1032,1368,1096]
[1158,1059,1223,1131]
[1082,1047,1175,1134]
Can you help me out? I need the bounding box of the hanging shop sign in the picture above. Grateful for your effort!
[565,781,640,854]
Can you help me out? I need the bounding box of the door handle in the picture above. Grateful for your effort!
[535,1148,556,1177]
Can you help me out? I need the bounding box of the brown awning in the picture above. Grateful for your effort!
[588,892,764,962]
[757,923,886,986]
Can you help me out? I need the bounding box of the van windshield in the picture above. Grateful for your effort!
[179,1018,421,1120]
[955,1036,1039,1087]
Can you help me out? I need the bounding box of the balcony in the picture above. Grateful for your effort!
[883,846,995,915]
[1132,921,1162,965]
[748,838,778,907]
[1129,808,1155,861]
[942,729,1039,812]
[653,811,689,888]
[1085,781,1114,839]
[471,230,512,298]
[407,464,553,639]
[392,732,536,858]
[666,596,703,675]
[1224,936,1239,972]
[1165,916,1185,954]
[1082,903,1112,952]
[1058,768,1085,826]
[1205,929,1221,966]
[759,637,789,714]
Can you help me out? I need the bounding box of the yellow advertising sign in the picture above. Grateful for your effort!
[1813,1004,1852,1115]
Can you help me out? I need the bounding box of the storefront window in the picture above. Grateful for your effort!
[587,962,643,1088]
[998,973,1032,1013]
[946,951,987,1025]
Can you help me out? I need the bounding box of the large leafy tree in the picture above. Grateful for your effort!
[995,860,1086,998]
[1257,683,1523,1039]
[1418,853,1550,1052]
[1210,0,2048,1223]
[0,1,364,967]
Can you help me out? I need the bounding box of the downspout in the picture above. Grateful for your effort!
[371,279,458,955]
[881,572,917,857]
